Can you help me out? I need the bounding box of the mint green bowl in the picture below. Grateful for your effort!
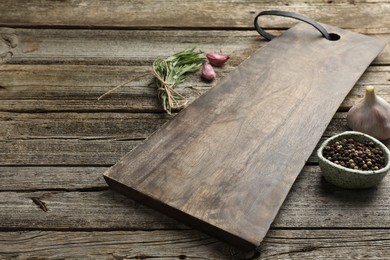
[317,131,390,189]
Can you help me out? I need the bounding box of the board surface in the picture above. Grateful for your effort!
[104,23,385,249]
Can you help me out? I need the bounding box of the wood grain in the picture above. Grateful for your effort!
[0,167,107,191]
[105,24,385,249]
[0,139,140,166]
[0,1,389,31]
[0,1,389,259]
[0,112,348,141]
[0,230,235,259]
[0,111,344,138]
[0,112,382,166]
[0,190,185,230]
[1,229,389,259]
[0,137,373,166]
[1,64,389,113]
[1,166,390,230]
[0,28,262,66]
[0,28,389,66]
[260,229,390,259]
[0,112,170,140]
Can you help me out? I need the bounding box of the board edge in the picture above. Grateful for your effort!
[103,174,258,251]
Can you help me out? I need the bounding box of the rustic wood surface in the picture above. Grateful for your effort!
[104,23,385,249]
[1,229,389,259]
[0,0,389,259]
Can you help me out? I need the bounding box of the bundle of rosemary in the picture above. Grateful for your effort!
[98,48,228,114]
[153,49,205,114]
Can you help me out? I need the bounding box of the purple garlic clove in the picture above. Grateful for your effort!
[201,62,216,81]
[206,53,230,67]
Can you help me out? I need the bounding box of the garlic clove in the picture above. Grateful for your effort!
[347,85,390,140]
[206,53,230,67]
[201,62,216,81]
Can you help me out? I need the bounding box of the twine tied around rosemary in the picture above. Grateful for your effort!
[97,48,206,114]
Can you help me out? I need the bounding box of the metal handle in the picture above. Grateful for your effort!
[254,10,333,41]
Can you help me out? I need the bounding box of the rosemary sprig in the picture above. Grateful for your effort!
[98,48,205,114]
[152,48,205,114]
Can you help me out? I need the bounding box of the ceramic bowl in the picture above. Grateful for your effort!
[317,131,390,189]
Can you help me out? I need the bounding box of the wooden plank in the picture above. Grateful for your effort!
[0,1,389,31]
[0,59,387,167]
[0,112,170,141]
[0,111,347,139]
[2,64,390,94]
[0,190,185,230]
[2,89,388,113]
[0,1,387,258]
[0,111,382,166]
[0,230,235,259]
[324,113,349,136]
[1,84,389,113]
[260,229,390,259]
[0,167,107,191]
[104,24,385,249]
[1,229,389,259]
[0,64,386,89]
[0,139,140,166]
[0,136,355,166]
[0,99,168,113]
[0,28,265,66]
[341,85,390,110]
[0,113,345,166]
[0,28,389,66]
[357,66,390,84]
[273,165,390,228]
[1,166,390,230]
[0,111,352,141]
[0,120,350,166]
[1,64,389,113]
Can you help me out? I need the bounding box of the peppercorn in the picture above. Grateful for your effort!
[322,138,385,171]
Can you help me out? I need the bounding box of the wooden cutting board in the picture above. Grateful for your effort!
[104,23,385,250]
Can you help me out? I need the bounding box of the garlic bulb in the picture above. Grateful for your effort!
[347,86,390,140]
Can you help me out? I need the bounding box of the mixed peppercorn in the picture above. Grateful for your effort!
[322,138,385,171]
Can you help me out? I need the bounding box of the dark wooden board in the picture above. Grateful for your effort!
[104,23,385,249]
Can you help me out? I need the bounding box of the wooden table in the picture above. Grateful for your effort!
[1,1,389,259]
